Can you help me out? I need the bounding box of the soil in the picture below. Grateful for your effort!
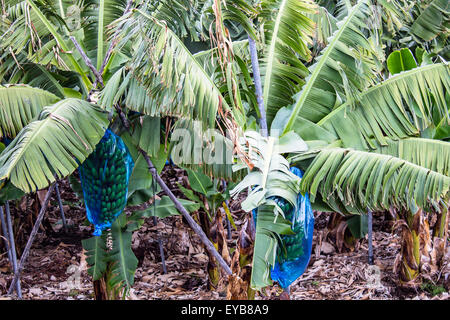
[0,167,448,300]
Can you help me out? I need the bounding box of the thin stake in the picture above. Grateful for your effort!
[0,206,13,265]
[368,209,374,265]
[8,184,55,295]
[151,177,167,274]
[5,201,22,298]
[153,216,167,274]
[55,182,68,233]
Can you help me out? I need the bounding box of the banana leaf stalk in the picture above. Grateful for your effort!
[434,207,449,238]
[55,182,68,233]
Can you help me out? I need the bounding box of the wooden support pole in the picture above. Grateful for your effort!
[247,35,268,137]
[0,206,13,264]
[55,182,68,233]
[368,209,374,265]
[69,36,103,87]
[139,150,232,276]
[8,184,55,296]
[5,201,22,298]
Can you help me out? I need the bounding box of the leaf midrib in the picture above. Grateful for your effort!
[117,227,132,288]
[317,63,445,126]
[97,0,105,70]
[0,99,78,180]
[263,0,288,108]
[282,0,365,134]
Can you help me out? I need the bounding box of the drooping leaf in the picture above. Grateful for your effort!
[318,63,450,149]
[0,85,60,138]
[82,234,108,281]
[0,98,109,192]
[0,0,92,89]
[279,0,380,135]
[260,0,315,124]
[108,214,138,288]
[374,137,450,176]
[410,0,449,42]
[113,9,230,128]
[300,147,450,214]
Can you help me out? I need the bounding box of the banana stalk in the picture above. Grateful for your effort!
[398,208,422,284]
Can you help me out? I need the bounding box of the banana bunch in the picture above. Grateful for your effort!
[265,167,314,289]
[273,197,305,263]
[79,129,134,236]
[252,167,314,289]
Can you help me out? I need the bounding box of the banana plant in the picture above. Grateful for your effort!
[263,0,449,285]
[0,0,250,298]
[0,0,448,298]
[218,0,449,291]
[230,131,308,289]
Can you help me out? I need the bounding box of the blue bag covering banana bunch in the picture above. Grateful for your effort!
[253,167,314,289]
[78,129,134,236]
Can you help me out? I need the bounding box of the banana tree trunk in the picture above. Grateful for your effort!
[398,208,422,283]
[197,209,220,290]
[434,206,449,239]
[93,263,126,300]
[93,278,108,300]
[227,216,255,300]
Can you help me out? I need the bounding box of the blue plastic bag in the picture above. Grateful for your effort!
[253,167,314,289]
[78,129,134,236]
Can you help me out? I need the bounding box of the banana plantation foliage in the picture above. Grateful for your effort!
[0,0,449,300]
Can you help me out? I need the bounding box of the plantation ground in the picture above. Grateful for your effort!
[0,168,449,300]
